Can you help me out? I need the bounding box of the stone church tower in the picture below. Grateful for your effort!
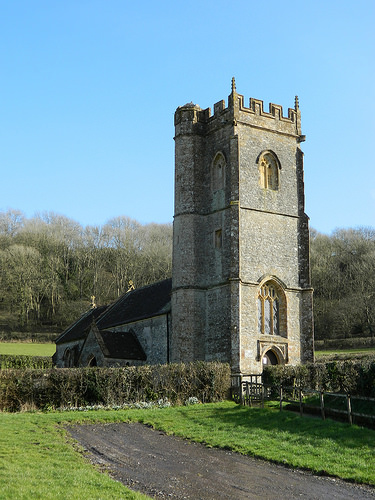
[171,79,314,373]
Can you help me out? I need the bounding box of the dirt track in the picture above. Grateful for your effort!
[68,422,375,500]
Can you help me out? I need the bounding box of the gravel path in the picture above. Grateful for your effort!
[68,422,375,500]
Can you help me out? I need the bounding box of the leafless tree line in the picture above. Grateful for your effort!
[311,226,375,341]
[0,209,374,340]
[0,209,172,329]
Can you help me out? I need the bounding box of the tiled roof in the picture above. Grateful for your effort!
[96,278,172,329]
[55,305,108,344]
[56,278,171,345]
[100,330,147,360]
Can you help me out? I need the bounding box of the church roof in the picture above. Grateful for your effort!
[55,305,108,344]
[56,278,171,345]
[96,278,172,329]
[99,330,147,360]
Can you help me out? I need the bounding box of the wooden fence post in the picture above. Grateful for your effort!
[279,385,283,411]
[261,384,265,408]
[320,391,325,420]
[346,395,352,425]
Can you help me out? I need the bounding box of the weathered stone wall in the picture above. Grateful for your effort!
[170,288,206,362]
[79,328,105,366]
[111,313,170,365]
[54,339,85,368]
[204,284,231,362]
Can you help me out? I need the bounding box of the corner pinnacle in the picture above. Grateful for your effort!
[295,95,299,110]
[231,77,236,93]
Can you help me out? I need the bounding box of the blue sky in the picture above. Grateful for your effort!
[0,1,374,234]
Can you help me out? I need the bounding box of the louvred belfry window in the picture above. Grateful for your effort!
[259,152,279,190]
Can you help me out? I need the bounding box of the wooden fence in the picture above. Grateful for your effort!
[231,374,375,426]
[279,386,375,425]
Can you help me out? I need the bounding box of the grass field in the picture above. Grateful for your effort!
[1,341,374,359]
[315,348,375,358]
[1,401,375,499]
[0,342,55,357]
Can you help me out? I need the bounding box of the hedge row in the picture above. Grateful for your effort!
[0,355,53,370]
[0,361,231,412]
[263,358,375,397]
[315,337,375,350]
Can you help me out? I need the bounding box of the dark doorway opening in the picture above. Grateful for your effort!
[262,350,278,366]
[88,356,97,367]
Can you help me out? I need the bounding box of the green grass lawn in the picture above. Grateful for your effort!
[315,348,375,358]
[1,401,375,499]
[0,342,55,357]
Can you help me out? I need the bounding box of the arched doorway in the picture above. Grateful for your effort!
[262,350,279,366]
[88,356,97,367]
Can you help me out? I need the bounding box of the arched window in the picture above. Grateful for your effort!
[258,282,285,336]
[258,151,280,190]
[63,345,79,367]
[212,152,225,191]
[63,348,72,367]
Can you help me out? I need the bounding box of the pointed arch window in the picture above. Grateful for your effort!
[258,282,284,336]
[212,152,225,191]
[258,151,280,190]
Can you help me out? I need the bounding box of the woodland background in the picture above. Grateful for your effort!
[0,209,374,343]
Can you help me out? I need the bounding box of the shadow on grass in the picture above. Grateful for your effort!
[172,402,375,452]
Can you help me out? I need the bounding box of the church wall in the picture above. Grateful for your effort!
[238,127,300,218]
[172,102,241,366]
[54,339,85,368]
[239,284,313,373]
[239,210,300,287]
[204,284,231,362]
[104,357,145,367]
[79,328,106,366]
[170,288,206,362]
[111,313,170,365]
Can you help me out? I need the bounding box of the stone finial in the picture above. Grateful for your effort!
[231,77,236,93]
[295,95,299,111]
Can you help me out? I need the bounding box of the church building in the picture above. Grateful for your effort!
[55,80,314,373]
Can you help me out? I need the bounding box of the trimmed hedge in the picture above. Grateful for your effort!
[315,337,375,350]
[0,355,53,370]
[263,358,375,397]
[0,361,231,412]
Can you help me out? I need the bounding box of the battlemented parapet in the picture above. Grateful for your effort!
[175,78,304,140]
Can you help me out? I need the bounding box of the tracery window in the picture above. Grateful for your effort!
[258,283,280,335]
[258,152,279,190]
[212,152,225,191]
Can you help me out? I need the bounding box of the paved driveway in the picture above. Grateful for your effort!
[68,422,375,500]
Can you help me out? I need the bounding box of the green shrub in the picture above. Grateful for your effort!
[263,359,375,397]
[0,361,231,412]
[0,354,53,370]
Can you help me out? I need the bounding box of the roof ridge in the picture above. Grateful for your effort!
[96,278,172,325]
[55,308,93,343]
